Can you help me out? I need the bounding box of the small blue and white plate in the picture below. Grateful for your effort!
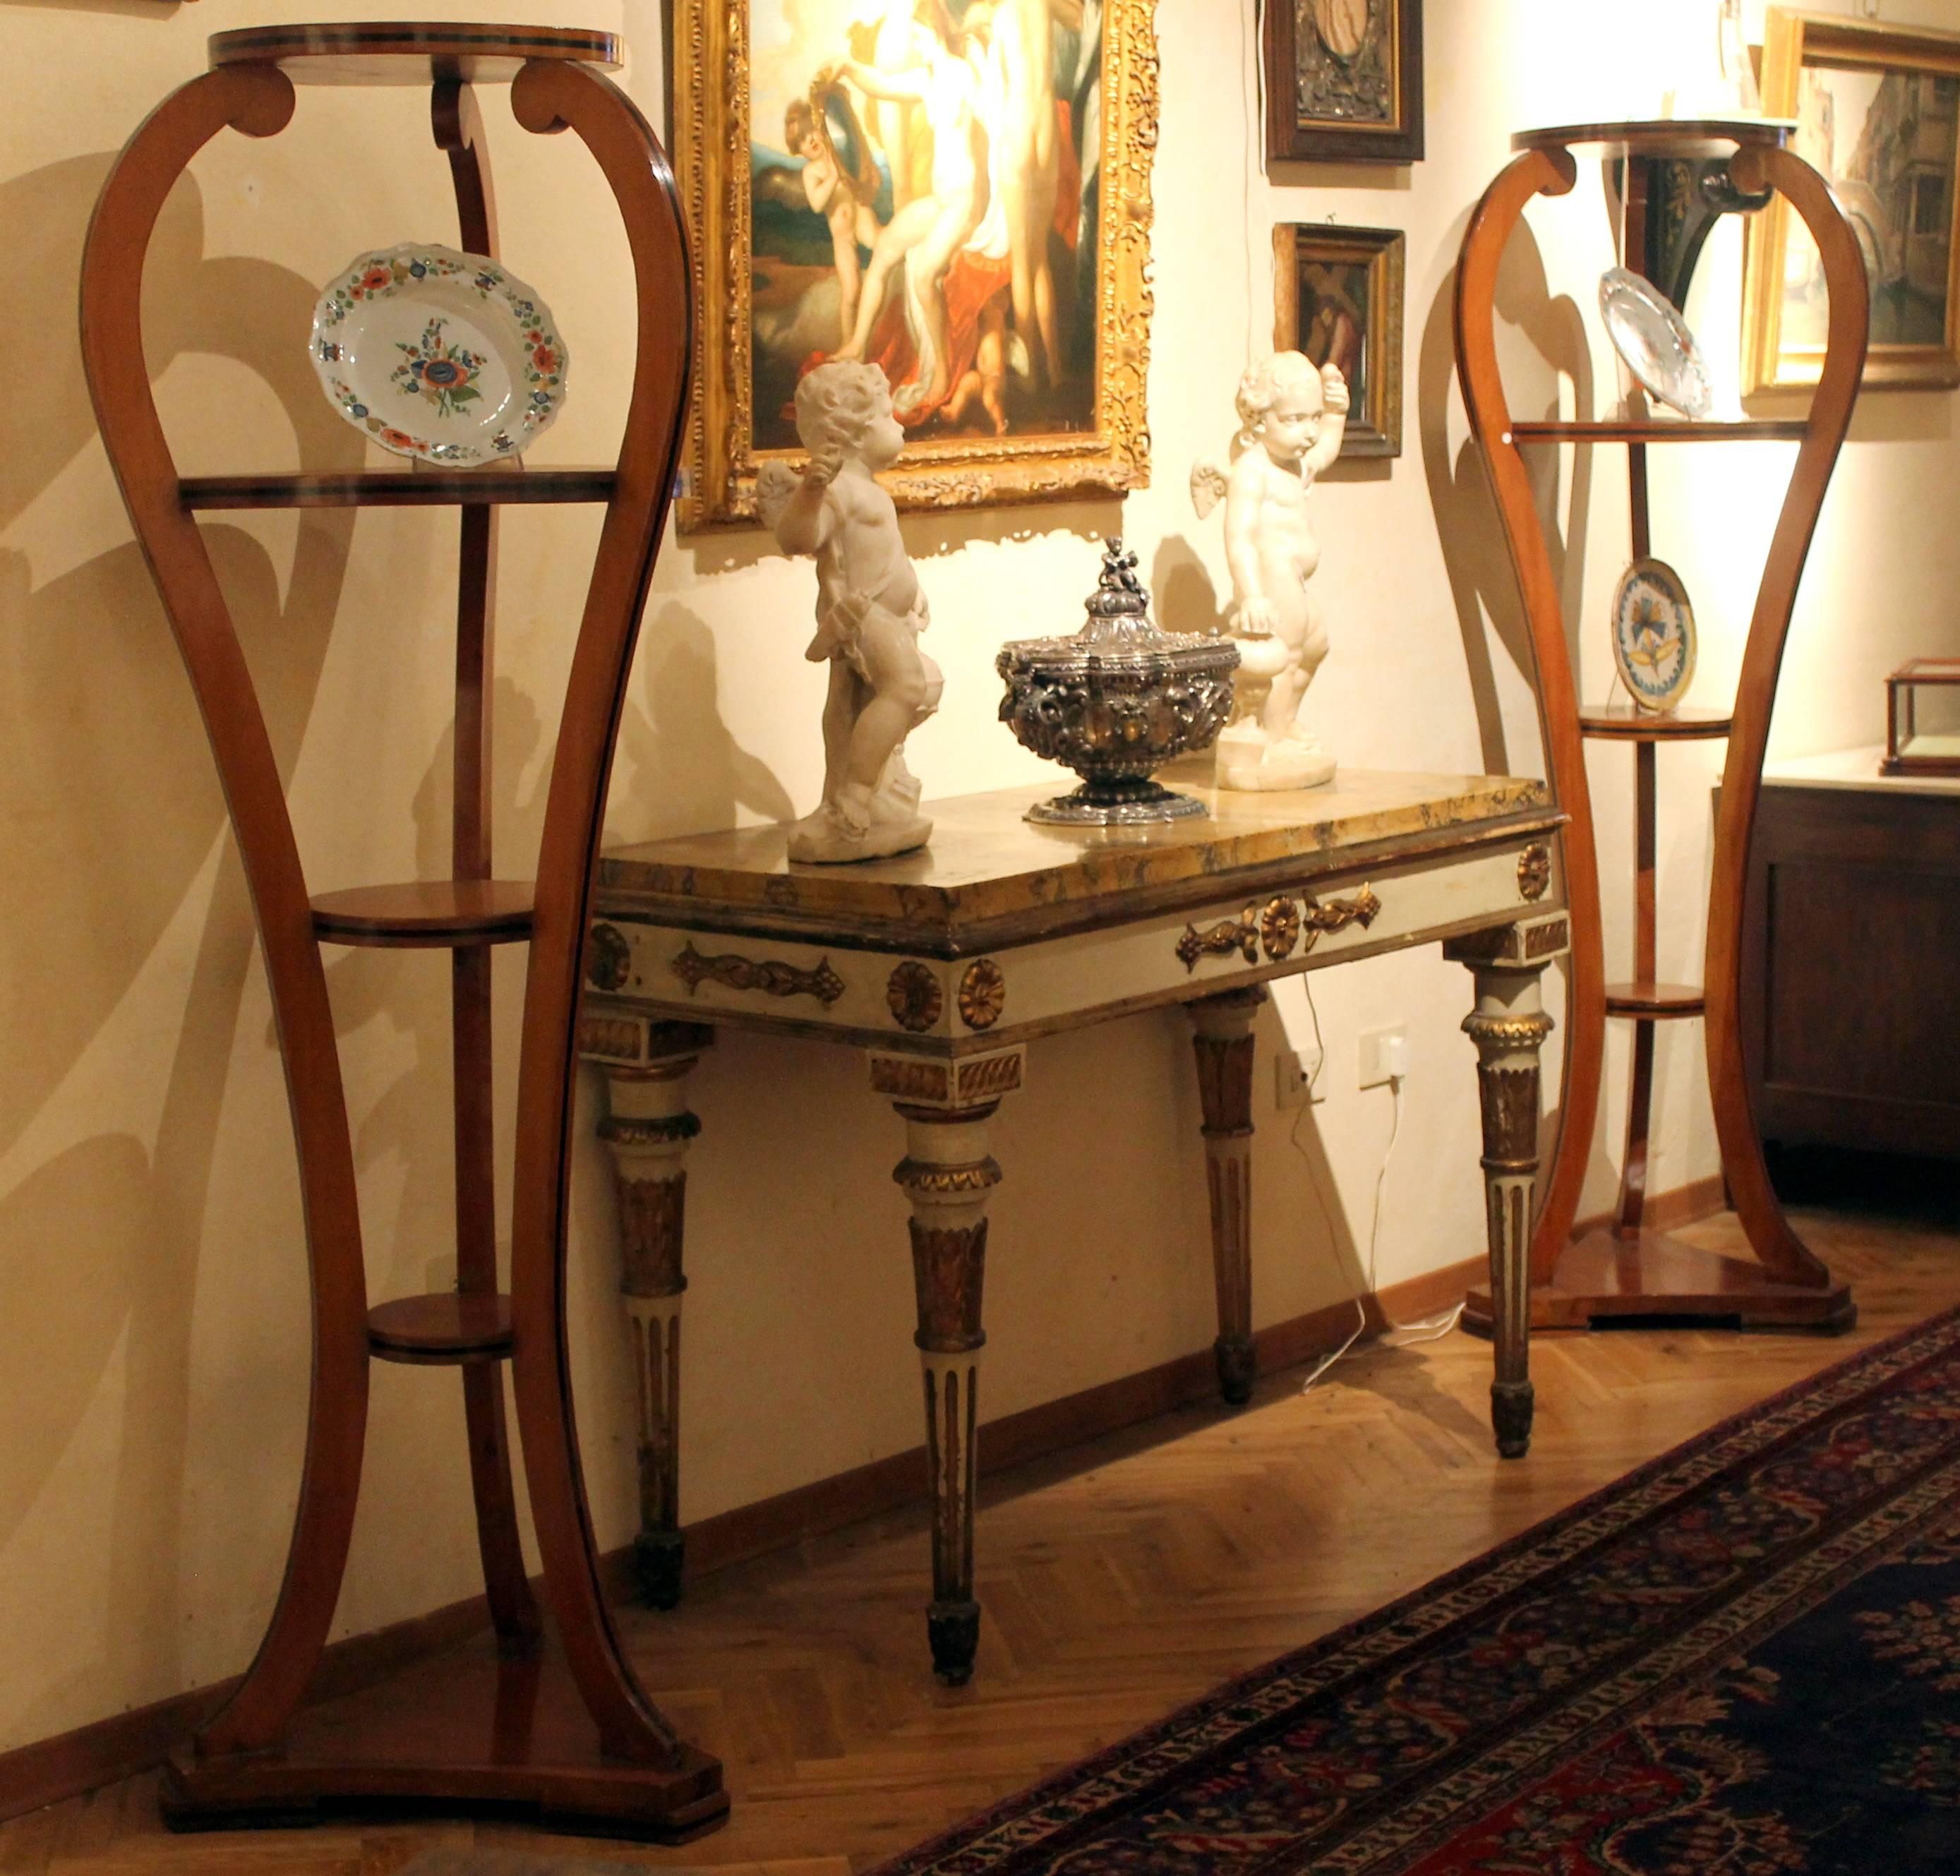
[1612,558,1697,712]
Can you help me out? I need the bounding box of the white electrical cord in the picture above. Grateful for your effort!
[1289,983,1462,1397]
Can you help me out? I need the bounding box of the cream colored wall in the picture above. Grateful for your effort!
[0,0,1952,1757]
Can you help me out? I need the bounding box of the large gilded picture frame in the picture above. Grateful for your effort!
[1744,8,1960,392]
[673,0,1159,529]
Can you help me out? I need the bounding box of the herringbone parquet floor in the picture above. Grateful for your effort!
[4,1200,1955,1874]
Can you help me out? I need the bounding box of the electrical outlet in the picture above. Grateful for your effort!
[1275,1047,1325,1109]
[1359,1024,1410,1089]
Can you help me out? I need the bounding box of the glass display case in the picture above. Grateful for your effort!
[1882,659,1960,777]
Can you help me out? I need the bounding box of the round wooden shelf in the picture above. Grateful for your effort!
[1579,703,1734,741]
[1605,980,1705,1020]
[367,1292,513,1365]
[1512,119,1794,161]
[181,471,616,510]
[208,23,621,84]
[311,880,534,948]
[1508,419,1807,445]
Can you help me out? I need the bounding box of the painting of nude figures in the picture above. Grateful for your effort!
[675,0,1159,527]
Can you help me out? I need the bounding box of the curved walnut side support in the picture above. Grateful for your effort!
[502,58,696,1768]
[1705,145,1868,1291]
[433,78,543,1658]
[77,66,375,1760]
[1453,146,1597,1288]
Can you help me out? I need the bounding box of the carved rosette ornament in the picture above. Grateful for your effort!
[887,961,944,1033]
[956,958,1006,1030]
[1517,843,1553,902]
[595,1025,715,1611]
[1261,896,1302,961]
[584,920,632,992]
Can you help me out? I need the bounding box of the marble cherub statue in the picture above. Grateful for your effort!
[1191,351,1349,790]
[757,361,944,863]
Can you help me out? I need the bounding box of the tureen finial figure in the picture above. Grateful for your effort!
[1191,350,1349,790]
[758,361,942,862]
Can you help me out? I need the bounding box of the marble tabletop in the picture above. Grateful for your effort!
[597,766,1556,945]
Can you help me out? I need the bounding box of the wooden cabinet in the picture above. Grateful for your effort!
[1745,751,1960,1161]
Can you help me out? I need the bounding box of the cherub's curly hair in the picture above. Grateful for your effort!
[1233,350,1321,452]
[794,361,891,459]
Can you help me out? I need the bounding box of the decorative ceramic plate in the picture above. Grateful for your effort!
[311,244,567,464]
[1612,558,1697,711]
[1598,267,1713,419]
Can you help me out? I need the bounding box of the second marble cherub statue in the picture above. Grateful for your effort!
[1191,351,1349,790]
[758,361,944,863]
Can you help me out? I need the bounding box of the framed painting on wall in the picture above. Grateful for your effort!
[1263,0,1422,166]
[673,0,1160,529]
[1744,8,1960,392]
[1273,222,1403,457]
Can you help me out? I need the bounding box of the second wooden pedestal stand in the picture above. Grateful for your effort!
[80,23,725,1840]
[1453,121,1862,1335]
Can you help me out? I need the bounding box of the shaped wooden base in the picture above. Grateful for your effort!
[158,1641,727,1841]
[1464,1227,1856,1335]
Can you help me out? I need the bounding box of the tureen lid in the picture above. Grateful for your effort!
[997,538,1237,676]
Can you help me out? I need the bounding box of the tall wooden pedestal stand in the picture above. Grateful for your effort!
[79,23,726,1840]
[1453,121,1861,1335]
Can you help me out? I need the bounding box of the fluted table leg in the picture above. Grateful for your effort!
[1187,987,1268,1405]
[870,1048,1026,1687]
[1445,917,1567,1459]
[596,1021,714,1609]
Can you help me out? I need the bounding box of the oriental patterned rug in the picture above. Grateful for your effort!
[871,1304,1960,1876]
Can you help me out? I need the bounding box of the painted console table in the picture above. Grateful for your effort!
[579,770,1568,1684]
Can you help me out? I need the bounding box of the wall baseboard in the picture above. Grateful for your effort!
[0,1208,1719,1827]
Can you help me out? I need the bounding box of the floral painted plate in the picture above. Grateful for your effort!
[1598,267,1712,420]
[1612,557,1697,712]
[311,243,567,464]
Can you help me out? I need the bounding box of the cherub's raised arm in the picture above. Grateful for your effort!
[1304,364,1349,477]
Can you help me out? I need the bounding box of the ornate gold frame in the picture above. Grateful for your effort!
[672,0,1159,529]
[1743,8,1960,393]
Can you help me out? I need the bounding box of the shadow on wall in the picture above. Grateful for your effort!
[0,148,363,1736]
[609,603,798,842]
[683,494,1121,577]
[1153,534,1226,639]
[1418,207,1593,779]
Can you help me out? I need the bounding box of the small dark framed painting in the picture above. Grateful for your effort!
[1264,0,1423,165]
[1273,222,1405,457]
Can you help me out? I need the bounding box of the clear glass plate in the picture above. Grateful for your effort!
[1599,267,1713,419]
[310,243,569,465]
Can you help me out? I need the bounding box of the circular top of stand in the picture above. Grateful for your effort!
[1513,119,1795,161]
[208,22,622,85]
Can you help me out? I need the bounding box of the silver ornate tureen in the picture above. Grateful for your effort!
[997,539,1239,826]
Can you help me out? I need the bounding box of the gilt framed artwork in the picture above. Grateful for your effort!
[1273,222,1403,457]
[672,0,1160,529]
[1744,9,1960,392]
[1263,0,1422,166]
